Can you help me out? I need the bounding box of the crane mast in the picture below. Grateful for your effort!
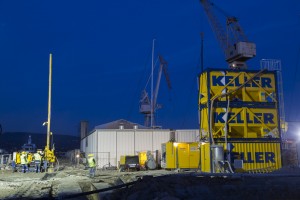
[139,55,171,127]
[199,0,256,69]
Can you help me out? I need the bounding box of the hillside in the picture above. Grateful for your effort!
[0,132,80,153]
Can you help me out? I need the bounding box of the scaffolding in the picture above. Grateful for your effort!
[260,59,287,147]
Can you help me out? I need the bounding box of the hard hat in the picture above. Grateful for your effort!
[88,154,94,157]
[22,151,26,154]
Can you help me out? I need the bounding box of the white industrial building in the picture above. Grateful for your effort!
[80,119,199,168]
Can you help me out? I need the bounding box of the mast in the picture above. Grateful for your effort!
[46,53,52,150]
[151,39,155,128]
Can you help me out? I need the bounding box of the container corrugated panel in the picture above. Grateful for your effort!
[97,131,117,167]
[200,107,280,138]
[135,131,153,152]
[116,131,135,156]
[217,140,282,172]
[152,130,172,151]
[200,140,282,172]
[98,131,116,152]
[175,130,199,142]
[199,69,277,104]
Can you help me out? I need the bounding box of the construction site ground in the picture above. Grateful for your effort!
[1,159,300,199]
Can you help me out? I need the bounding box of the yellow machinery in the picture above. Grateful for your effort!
[198,69,283,173]
[119,155,140,172]
[200,140,282,173]
[138,151,148,167]
[196,1,283,173]
[138,151,157,170]
[11,54,56,172]
[161,142,200,170]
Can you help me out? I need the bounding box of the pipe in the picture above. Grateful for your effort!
[46,53,52,150]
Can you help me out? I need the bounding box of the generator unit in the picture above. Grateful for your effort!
[161,142,200,170]
[119,155,140,172]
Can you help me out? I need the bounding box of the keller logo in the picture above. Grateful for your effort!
[211,75,273,88]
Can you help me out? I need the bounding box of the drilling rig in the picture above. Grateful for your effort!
[42,53,56,170]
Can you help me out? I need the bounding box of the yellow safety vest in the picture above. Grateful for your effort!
[34,153,41,161]
[20,154,27,165]
[88,157,96,167]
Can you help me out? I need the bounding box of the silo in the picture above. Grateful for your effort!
[80,121,89,139]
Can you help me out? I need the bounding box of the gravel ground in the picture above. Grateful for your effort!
[106,173,300,200]
[1,165,300,199]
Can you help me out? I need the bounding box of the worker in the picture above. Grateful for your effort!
[20,151,28,173]
[40,151,47,172]
[87,154,96,177]
[33,151,42,173]
[11,160,16,173]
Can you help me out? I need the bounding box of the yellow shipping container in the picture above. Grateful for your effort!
[161,142,200,170]
[199,69,277,104]
[200,107,280,138]
[200,140,282,173]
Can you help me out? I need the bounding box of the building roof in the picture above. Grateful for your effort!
[95,119,149,130]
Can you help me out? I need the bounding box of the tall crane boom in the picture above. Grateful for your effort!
[199,0,256,69]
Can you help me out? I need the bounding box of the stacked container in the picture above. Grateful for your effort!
[198,68,282,172]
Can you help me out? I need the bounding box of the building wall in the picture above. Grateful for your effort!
[81,129,199,168]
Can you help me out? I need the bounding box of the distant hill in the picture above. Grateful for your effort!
[0,132,80,153]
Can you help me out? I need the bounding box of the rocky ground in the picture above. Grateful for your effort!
[1,160,300,200]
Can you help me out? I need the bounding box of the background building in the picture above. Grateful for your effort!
[80,119,199,168]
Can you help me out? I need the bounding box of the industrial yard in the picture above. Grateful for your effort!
[1,160,300,199]
[1,0,300,199]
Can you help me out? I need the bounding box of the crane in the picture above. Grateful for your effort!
[199,0,256,69]
[139,55,172,127]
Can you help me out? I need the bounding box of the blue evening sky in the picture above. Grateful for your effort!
[0,1,299,138]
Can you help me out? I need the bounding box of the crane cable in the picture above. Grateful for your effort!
[143,56,159,91]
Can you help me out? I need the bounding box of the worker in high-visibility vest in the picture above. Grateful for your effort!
[20,151,28,173]
[33,152,42,173]
[87,154,96,177]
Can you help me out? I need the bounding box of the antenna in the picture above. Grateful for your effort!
[151,39,155,128]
